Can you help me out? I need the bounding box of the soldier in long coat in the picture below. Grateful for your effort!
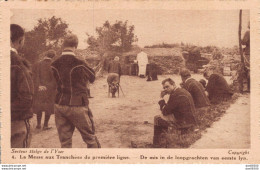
[11,24,34,148]
[33,50,56,130]
[146,63,158,81]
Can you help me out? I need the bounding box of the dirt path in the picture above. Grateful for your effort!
[30,75,170,148]
[30,75,249,148]
[190,94,250,148]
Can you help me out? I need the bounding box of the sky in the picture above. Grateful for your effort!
[11,9,250,49]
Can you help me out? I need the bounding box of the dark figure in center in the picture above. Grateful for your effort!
[146,63,158,81]
[33,50,56,130]
[203,70,233,104]
[107,56,121,98]
[180,69,210,108]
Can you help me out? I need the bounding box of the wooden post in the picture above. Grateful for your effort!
[239,10,245,67]
[238,9,249,92]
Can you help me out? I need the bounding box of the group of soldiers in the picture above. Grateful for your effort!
[11,24,100,148]
[10,23,243,149]
[153,68,233,146]
[153,23,251,147]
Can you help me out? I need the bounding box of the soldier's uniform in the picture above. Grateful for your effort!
[107,59,121,97]
[241,30,250,91]
[51,50,100,148]
[11,48,34,148]
[206,73,233,104]
[33,56,56,129]
[153,87,196,146]
[146,63,158,81]
[182,78,210,108]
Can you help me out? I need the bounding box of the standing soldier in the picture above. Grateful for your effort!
[51,34,100,148]
[146,63,158,81]
[241,22,250,92]
[33,50,56,130]
[11,24,34,148]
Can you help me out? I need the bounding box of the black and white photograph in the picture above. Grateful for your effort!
[10,8,250,150]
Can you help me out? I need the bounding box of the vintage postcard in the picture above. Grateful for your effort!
[0,0,260,164]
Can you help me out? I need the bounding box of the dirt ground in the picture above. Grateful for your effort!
[30,74,249,148]
[190,93,250,148]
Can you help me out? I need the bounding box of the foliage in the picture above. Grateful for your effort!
[86,20,138,53]
[144,42,180,48]
[21,16,70,63]
[212,48,223,60]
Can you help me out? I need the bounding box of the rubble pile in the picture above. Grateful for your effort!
[149,55,185,74]
[203,53,241,76]
[75,46,241,78]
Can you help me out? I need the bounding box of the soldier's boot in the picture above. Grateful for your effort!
[36,112,42,129]
[43,114,52,130]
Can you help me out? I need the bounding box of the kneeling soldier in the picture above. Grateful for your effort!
[204,70,233,104]
[180,69,210,108]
